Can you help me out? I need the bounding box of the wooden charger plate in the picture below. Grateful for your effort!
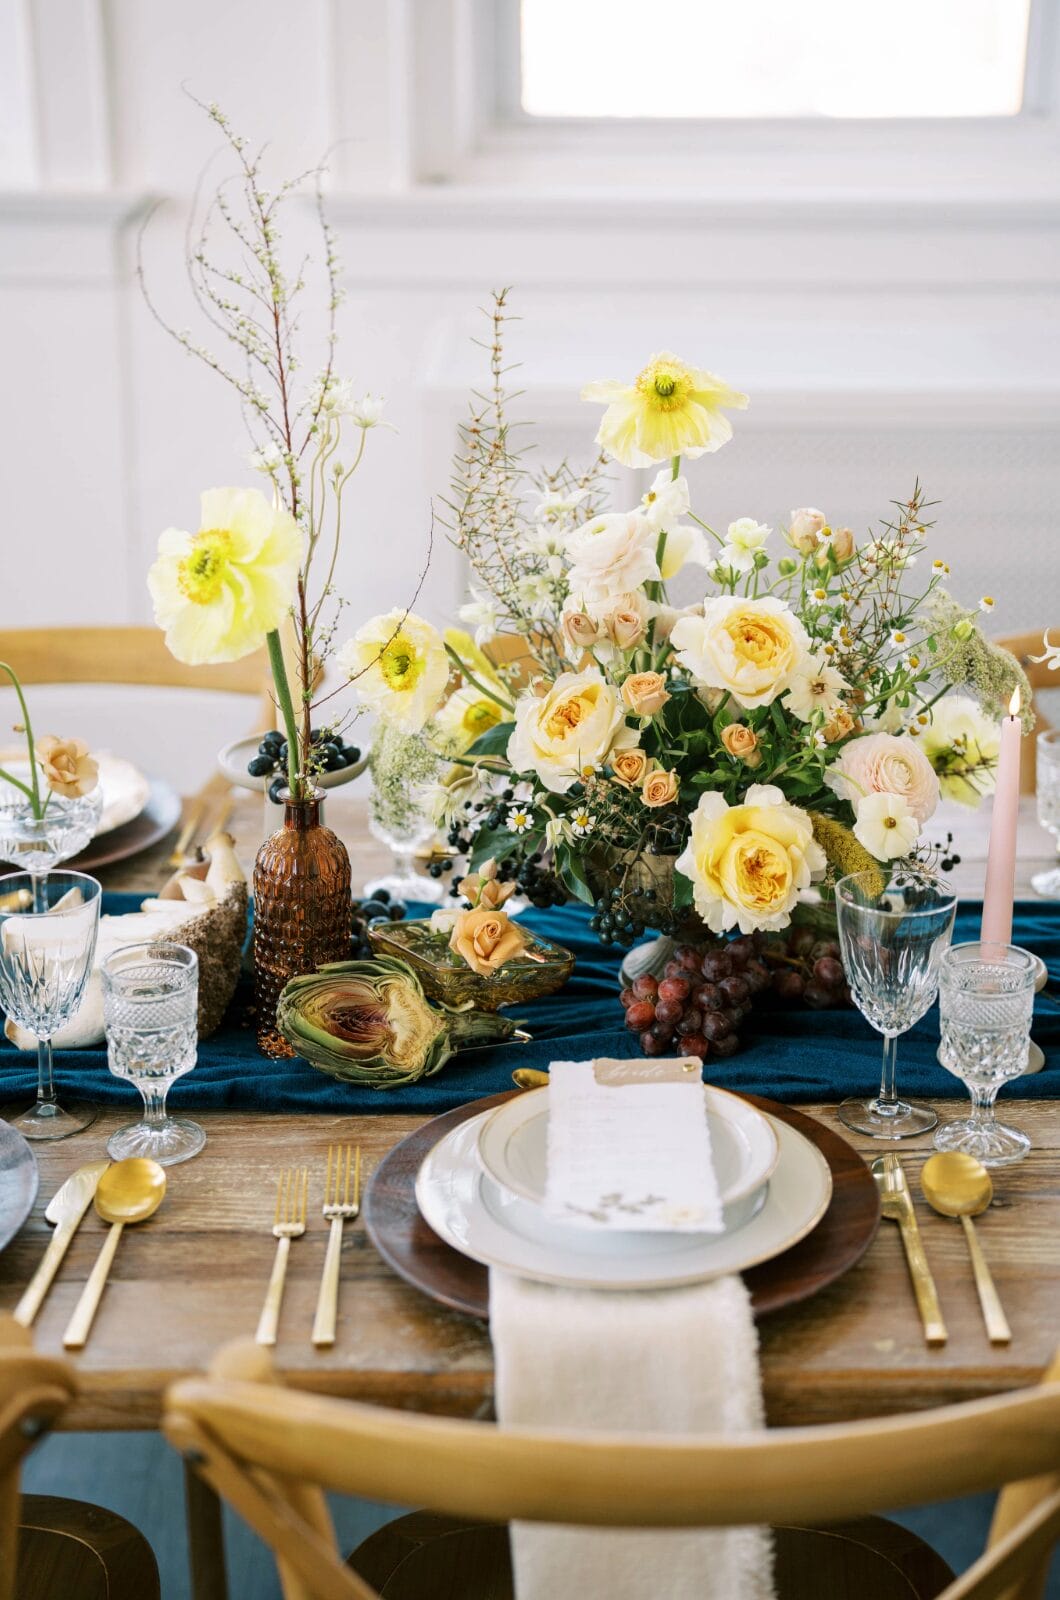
[364,1090,880,1319]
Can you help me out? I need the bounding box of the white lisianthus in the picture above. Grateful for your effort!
[852,792,920,860]
[640,468,691,531]
[670,596,810,710]
[825,731,940,825]
[526,523,566,576]
[507,667,638,794]
[784,651,850,723]
[919,695,1002,806]
[339,610,449,734]
[458,588,502,645]
[718,517,771,575]
[675,784,826,934]
[565,511,659,600]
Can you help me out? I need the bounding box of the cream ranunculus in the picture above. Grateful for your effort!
[565,512,659,601]
[825,731,940,826]
[581,353,749,469]
[507,668,637,794]
[670,596,809,710]
[147,487,303,665]
[339,610,450,734]
[676,784,826,934]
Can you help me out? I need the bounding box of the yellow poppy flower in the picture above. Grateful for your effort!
[338,610,449,733]
[581,351,748,468]
[148,487,302,664]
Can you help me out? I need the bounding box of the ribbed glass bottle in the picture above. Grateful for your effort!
[253,788,352,1059]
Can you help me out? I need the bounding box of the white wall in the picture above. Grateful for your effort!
[3,0,1060,703]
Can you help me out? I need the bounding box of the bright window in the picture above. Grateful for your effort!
[518,0,1033,119]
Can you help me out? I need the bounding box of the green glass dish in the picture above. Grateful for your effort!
[366,918,575,1011]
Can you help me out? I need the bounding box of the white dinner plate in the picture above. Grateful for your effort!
[0,750,149,836]
[415,1109,832,1291]
[477,1083,779,1234]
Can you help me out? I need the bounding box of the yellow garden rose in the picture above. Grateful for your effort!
[670,596,809,710]
[148,487,302,665]
[507,668,638,795]
[675,783,826,934]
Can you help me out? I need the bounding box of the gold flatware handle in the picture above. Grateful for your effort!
[63,1223,124,1350]
[961,1215,1011,1344]
[312,1216,345,1348]
[897,1215,947,1346]
[14,1218,79,1328]
[256,1235,291,1347]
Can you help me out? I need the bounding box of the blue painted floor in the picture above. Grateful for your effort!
[23,1432,1060,1598]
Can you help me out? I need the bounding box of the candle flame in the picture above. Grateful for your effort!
[1009,688,1021,717]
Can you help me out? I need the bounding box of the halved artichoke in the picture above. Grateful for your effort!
[276,956,523,1087]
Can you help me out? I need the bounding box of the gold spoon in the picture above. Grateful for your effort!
[63,1159,167,1350]
[512,1067,550,1091]
[920,1152,1011,1345]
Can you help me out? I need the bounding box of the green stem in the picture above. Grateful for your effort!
[443,645,514,712]
[0,765,36,804]
[266,629,301,798]
[0,662,41,817]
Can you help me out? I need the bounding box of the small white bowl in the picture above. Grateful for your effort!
[218,733,368,795]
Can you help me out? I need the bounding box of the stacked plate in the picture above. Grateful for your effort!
[416,1083,834,1291]
[0,751,182,872]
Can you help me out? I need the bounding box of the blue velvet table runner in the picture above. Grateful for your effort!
[1,895,1056,1116]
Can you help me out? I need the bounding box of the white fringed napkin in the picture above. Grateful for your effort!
[488,1057,774,1600]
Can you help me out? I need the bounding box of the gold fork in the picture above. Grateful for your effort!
[255,1167,308,1347]
[872,1154,947,1347]
[312,1145,361,1348]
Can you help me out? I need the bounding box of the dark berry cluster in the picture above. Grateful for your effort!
[249,729,362,803]
[620,936,770,1061]
[513,853,568,909]
[588,886,664,948]
[350,890,407,958]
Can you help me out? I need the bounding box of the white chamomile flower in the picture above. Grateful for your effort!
[932,559,950,574]
[889,629,908,649]
[852,792,920,860]
[570,807,596,838]
[979,595,995,613]
[309,374,355,417]
[507,805,535,834]
[515,573,555,617]
[526,523,567,576]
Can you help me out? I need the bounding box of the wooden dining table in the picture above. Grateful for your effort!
[0,788,1056,1600]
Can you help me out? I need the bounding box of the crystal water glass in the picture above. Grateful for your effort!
[0,871,101,1140]
[935,942,1036,1166]
[836,870,957,1139]
[102,942,205,1166]
[1032,729,1060,898]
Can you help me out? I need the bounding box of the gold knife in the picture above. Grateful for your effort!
[14,1161,110,1327]
[872,1154,947,1347]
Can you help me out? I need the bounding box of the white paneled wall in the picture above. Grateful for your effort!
[3,0,1060,669]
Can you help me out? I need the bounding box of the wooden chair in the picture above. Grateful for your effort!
[164,1339,1060,1600]
[995,630,1057,792]
[0,1315,160,1600]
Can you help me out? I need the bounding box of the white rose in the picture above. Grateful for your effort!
[565,511,659,601]
[825,732,939,825]
[506,668,638,794]
[670,596,810,710]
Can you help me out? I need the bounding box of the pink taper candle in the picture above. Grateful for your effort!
[981,688,1022,947]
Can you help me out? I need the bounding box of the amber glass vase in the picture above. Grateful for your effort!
[254,788,352,1059]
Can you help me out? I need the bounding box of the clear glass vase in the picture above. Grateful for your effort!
[253,788,352,1059]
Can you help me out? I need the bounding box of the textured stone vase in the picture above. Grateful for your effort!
[253,788,352,1059]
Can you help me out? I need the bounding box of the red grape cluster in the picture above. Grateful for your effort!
[619,925,851,1061]
[619,936,771,1062]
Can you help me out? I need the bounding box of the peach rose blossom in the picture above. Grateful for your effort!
[35,736,99,799]
[611,748,654,788]
[642,768,679,808]
[621,671,671,717]
[457,858,515,911]
[720,723,762,767]
[561,608,601,655]
[823,706,856,744]
[825,731,939,825]
[603,605,646,651]
[449,906,527,976]
[785,507,826,555]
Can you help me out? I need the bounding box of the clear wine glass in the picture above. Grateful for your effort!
[102,942,205,1167]
[935,942,1035,1166]
[1032,729,1060,898]
[836,869,957,1139]
[365,724,448,905]
[0,870,101,1139]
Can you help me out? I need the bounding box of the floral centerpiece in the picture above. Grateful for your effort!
[348,295,1029,1051]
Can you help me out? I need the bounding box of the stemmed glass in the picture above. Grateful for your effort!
[836,870,957,1139]
[365,724,448,905]
[1032,729,1060,897]
[935,942,1036,1166]
[101,942,205,1166]
[0,871,101,1139]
